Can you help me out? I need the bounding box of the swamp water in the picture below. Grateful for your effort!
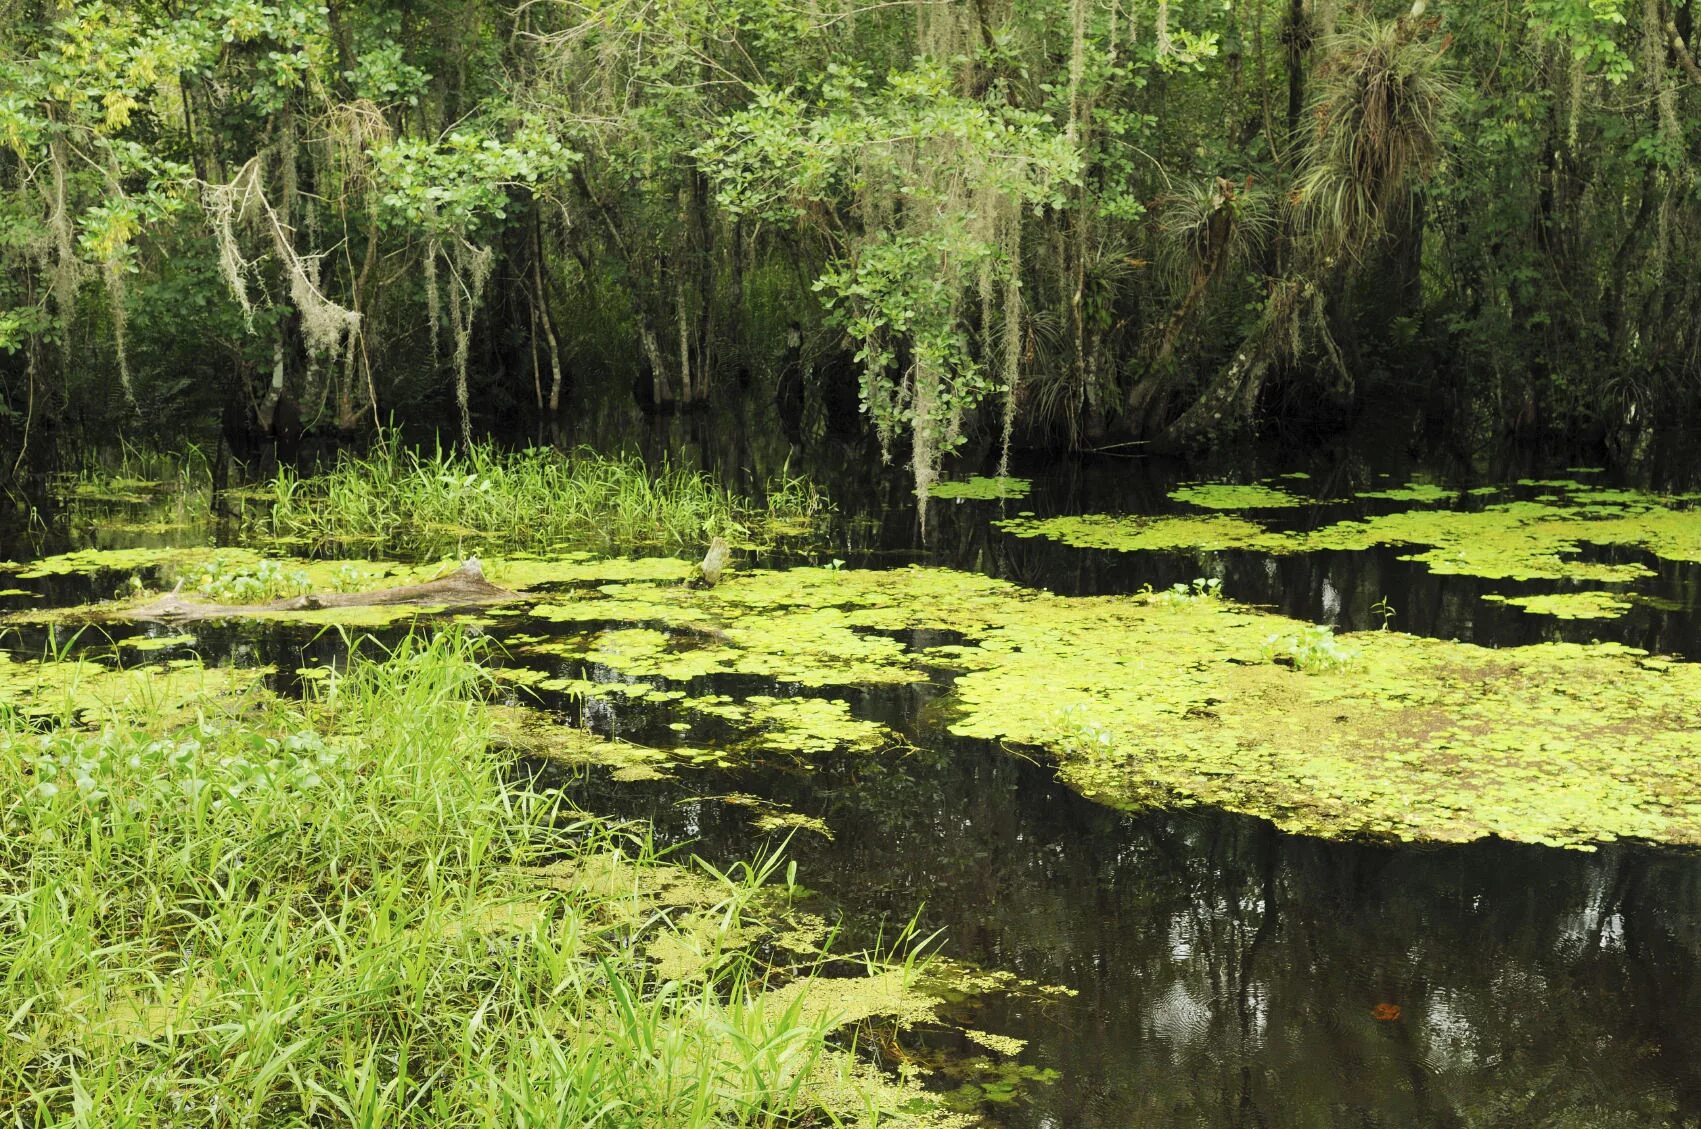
[5,450,1701,1127]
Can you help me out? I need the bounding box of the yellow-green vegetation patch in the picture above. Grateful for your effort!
[720,792,835,839]
[7,546,259,579]
[928,476,1032,500]
[0,652,268,722]
[1302,503,1658,582]
[944,591,1701,849]
[1169,482,1306,509]
[497,562,1701,849]
[51,476,169,504]
[1356,482,1455,503]
[122,632,198,652]
[0,589,34,598]
[1482,590,1637,620]
[1005,486,1701,589]
[525,852,993,1127]
[962,1029,1028,1057]
[999,513,1292,553]
[685,693,893,756]
[743,696,891,755]
[490,707,736,777]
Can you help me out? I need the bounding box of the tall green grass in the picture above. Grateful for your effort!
[258,436,827,556]
[0,634,864,1127]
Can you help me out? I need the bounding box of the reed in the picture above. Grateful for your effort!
[258,434,827,556]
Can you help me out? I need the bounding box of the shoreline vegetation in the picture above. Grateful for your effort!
[6,456,1701,853]
[0,632,971,1127]
[255,438,830,556]
[7,446,1701,1122]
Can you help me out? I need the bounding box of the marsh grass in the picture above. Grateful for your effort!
[257,436,827,557]
[55,439,213,504]
[0,633,879,1127]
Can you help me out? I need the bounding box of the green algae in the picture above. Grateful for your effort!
[0,652,268,723]
[16,539,1701,850]
[493,563,1701,849]
[928,476,1032,501]
[8,547,255,580]
[999,513,1292,553]
[1356,482,1454,503]
[1003,486,1701,591]
[1303,504,1655,582]
[944,592,1701,849]
[721,695,891,755]
[1482,590,1636,620]
[720,793,836,839]
[1169,482,1306,510]
[751,809,834,838]
[122,633,197,652]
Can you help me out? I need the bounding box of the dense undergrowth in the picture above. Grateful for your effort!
[0,632,912,1128]
[254,439,828,556]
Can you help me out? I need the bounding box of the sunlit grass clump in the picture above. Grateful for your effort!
[0,633,877,1127]
[259,436,827,556]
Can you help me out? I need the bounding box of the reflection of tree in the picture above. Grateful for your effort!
[571,722,1701,1128]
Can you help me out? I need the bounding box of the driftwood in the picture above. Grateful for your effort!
[128,560,519,622]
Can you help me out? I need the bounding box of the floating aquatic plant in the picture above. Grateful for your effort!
[928,476,1032,501]
[1482,591,1636,620]
[1169,482,1306,510]
[1261,624,1358,672]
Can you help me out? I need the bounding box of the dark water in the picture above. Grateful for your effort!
[7,423,1701,1128]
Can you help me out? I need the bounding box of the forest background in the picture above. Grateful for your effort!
[2,0,1697,502]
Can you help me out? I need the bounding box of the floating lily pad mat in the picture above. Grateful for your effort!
[1481,591,1636,620]
[13,548,1701,849]
[516,564,1701,850]
[928,475,1032,500]
[1000,486,1701,601]
[1169,482,1306,509]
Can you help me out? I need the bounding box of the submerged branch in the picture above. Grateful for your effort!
[127,560,519,622]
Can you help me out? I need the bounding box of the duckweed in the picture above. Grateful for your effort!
[1000,513,1293,553]
[505,563,1701,849]
[17,539,1701,851]
[1482,591,1636,620]
[929,476,1032,500]
[1169,482,1306,509]
[1356,482,1455,503]
[1000,484,1701,615]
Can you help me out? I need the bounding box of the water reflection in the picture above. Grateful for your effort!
[560,735,1701,1128]
[9,418,1701,1126]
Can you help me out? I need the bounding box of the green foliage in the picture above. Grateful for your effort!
[703,60,1079,514]
[370,119,577,237]
[0,0,1697,457]
[1261,624,1358,672]
[257,433,829,556]
[0,631,959,1126]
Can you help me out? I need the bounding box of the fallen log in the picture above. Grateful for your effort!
[128,559,519,622]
